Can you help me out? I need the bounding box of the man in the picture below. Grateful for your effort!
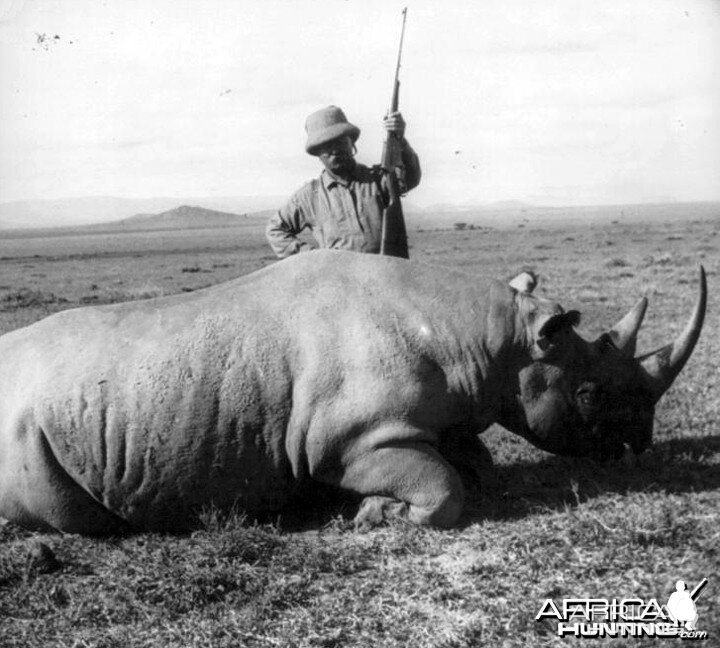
[266,105,421,258]
[667,581,698,631]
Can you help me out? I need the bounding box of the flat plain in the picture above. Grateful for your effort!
[0,214,718,647]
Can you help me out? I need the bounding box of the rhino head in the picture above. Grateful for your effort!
[498,267,707,461]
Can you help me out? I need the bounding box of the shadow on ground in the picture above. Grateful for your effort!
[462,434,720,524]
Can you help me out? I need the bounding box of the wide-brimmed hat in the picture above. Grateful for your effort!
[305,106,360,155]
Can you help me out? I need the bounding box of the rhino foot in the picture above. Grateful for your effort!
[354,496,409,532]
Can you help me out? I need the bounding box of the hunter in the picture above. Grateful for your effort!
[265,106,421,258]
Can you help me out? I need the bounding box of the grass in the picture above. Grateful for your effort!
[0,214,718,646]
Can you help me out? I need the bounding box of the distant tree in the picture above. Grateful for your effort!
[454,222,467,231]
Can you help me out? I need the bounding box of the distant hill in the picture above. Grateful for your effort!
[0,195,285,229]
[106,204,266,230]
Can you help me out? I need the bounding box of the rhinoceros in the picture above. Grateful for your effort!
[0,251,706,533]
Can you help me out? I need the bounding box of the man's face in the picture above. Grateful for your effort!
[317,136,356,176]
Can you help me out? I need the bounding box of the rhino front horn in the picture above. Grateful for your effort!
[639,266,707,402]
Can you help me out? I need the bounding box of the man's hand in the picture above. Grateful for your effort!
[383,111,406,139]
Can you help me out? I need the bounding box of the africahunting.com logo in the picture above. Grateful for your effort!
[536,578,709,640]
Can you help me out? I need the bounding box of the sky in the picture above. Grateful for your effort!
[1,0,719,210]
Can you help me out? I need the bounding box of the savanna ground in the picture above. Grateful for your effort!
[0,214,718,647]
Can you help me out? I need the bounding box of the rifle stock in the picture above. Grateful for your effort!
[380,170,409,258]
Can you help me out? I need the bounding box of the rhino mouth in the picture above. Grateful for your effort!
[571,412,653,461]
[523,409,653,461]
[582,430,632,461]
[517,407,653,461]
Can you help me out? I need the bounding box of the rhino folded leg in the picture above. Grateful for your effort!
[335,443,464,530]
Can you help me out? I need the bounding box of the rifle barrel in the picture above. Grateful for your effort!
[390,8,407,108]
[690,578,708,601]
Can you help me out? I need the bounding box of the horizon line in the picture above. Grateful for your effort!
[2,195,720,211]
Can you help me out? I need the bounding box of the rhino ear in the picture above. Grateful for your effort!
[536,310,581,350]
[509,271,537,294]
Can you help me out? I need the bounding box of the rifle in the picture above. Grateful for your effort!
[380,7,410,259]
[689,578,708,602]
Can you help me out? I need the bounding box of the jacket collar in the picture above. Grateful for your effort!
[321,167,356,189]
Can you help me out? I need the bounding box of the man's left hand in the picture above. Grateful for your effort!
[383,111,406,139]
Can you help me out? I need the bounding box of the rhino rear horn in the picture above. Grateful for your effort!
[638,266,707,403]
[609,297,648,357]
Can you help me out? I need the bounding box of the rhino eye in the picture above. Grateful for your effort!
[575,384,599,409]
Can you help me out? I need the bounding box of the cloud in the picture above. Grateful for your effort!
[1,0,719,206]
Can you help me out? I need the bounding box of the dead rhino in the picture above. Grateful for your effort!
[0,250,706,533]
